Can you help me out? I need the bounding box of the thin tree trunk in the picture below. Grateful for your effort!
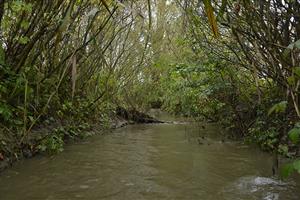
[0,0,5,28]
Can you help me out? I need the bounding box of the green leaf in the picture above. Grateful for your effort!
[0,103,13,121]
[293,160,300,173]
[288,128,300,144]
[21,20,30,29]
[268,101,287,115]
[284,40,300,57]
[295,122,300,128]
[281,163,295,178]
[12,1,23,12]
[19,36,30,44]
[28,116,34,122]
[0,85,7,94]
[287,76,295,86]
[287,39,300,50]
[14,120,23,125]
[293,67,300,77]
[278,144,289,156]
[23,3,33,12]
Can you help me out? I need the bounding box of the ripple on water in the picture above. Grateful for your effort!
[220,176,298,200]
[1,121,300,200]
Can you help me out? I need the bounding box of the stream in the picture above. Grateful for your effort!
[0,113,300,200]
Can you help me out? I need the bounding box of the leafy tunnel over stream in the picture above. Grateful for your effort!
[1,0,300,199]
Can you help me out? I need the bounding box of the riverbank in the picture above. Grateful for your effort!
[0,108,163,173]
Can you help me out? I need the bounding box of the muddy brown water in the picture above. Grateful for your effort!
[0,114,300,199]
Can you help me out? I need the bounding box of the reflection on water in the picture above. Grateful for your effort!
[0,118,299,199]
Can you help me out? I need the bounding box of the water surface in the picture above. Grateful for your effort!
[0,119,299,199]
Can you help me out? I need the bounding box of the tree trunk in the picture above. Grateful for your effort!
[0,0,5,28]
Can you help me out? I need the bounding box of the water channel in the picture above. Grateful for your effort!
[0,114,299,199]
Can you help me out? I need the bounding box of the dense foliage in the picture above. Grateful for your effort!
[0,0,157,159]
[159,0,300,176]
[0,0,299,176]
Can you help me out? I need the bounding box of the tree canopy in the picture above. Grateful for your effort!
[0,0,300,176]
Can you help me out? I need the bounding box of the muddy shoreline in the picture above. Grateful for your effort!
[0,108,164,173]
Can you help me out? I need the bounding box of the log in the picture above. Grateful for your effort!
[116,107,164,124]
